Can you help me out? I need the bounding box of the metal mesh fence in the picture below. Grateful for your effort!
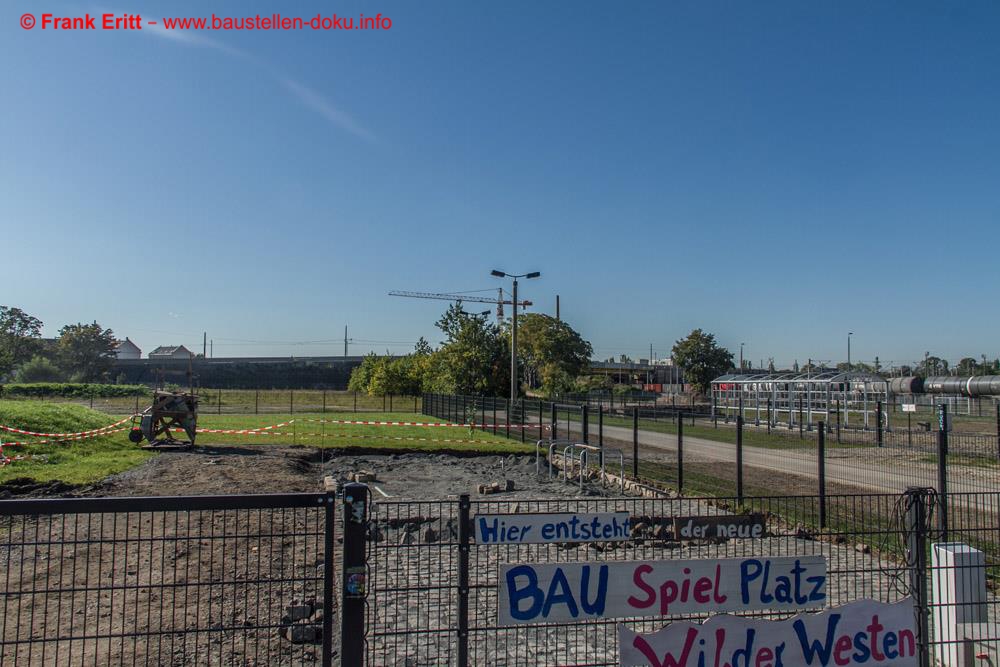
[0,494,334,666]
[364,490,1000,666]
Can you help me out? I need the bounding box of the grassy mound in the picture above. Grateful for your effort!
[0,401,151,486]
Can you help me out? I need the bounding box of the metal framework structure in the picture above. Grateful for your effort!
[711,370,889,428]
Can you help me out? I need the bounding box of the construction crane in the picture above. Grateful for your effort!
[388,290,532,319]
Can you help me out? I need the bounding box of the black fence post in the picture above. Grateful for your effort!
[354,391,358,412]
[818,421,826,529]
[493,399,498,436]
[996,403,999,461]
[390,393,394,412]
[677,411,684,494]
[798,398,803,439]
[218,389,222,415]
[457,494,471,667]
[322,389,327,414]
[598,405,604,467]
[632,407,639,478]
[551,403,558,441]
[481,397,486,432]
[520,401,526,443]
[766,397,771,434]
[321,486,337,667]
[505,399,510,440]
[340,483,368,666]
[383,394,387,411]
[582,405,589,444]
[904,487,931,667]
[290,389,294,414]
[255,389,259,415]
[537,400,543,441]
[736,415,744,504]
[876,400,883,447]
[937,404,949,540]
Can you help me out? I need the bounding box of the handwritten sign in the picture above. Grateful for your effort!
[618,598,916,666]
[499,556,826,625]
[475,512,631,545]
[673,514,765,540]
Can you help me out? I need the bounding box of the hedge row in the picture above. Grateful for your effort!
[0,383,150,398]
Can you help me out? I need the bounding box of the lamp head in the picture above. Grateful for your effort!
[525,271,541,279]
[491,270,506,278]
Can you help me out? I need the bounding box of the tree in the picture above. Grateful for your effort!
[425,304,509,395]
[670,329,734,395]
[956,357,979,376]
[14,355,63,383]
[348,353,380,393]
[916,355,949,377]
[57,322,118,382]
[0,306,43,378]
[515,314,593,397]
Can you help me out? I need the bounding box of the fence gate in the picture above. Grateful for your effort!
[0,493,337,666]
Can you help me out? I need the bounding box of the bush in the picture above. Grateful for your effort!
[14,356,64,383]
[0,383,148,399]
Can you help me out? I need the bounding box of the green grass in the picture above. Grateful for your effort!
[0,401,152,486]
[0,403,531,487]
[190,412,533,454]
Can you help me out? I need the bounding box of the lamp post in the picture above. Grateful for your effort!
[491,269,541,405]
[739,342,745,372]
[848,333,853,371]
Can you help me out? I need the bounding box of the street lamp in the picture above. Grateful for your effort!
[739,343,745,372]
[847,333,853,371]
[491,269,541,405]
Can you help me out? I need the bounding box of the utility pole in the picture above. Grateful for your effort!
[739,343,744,372]
[512,278,518,404]
[556,295,560,321]
[848,332,853,371]
[203,332,207,357]
[492,269,540,406]
[210,339,213,358]
[344,325,348,356]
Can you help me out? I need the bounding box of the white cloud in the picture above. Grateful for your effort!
[141,18,375,141]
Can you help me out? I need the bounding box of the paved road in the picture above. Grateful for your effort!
[512,413,996,497]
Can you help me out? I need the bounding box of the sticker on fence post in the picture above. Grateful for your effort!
[475,512,631,545]
[498,556,826,625]
[344,566,366,598]
[617,598,917,666]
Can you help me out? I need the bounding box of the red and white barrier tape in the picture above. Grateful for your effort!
[0,416,133,439]
[300,418,549,429]
[193,420,294,435]
[0,427,130,449]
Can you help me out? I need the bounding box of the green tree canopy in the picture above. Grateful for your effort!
[0,306,43,378]
[57,322,118,382]
[515,313,593,397]
[15,355,63,383]
[670,329,734,395]
[426,304,509,395]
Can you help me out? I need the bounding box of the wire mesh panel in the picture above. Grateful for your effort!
[0,494,332,666]
[366,500,460,665]
[363,492,948,666]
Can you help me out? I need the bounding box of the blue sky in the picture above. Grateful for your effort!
[3,0,999,369]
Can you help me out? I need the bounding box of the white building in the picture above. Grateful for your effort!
[115,337,142,360]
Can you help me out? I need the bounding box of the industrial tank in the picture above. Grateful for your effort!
[889,377,924,394]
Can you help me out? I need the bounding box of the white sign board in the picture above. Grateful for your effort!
[618,598,916,667]
[475,512,630,545]
[902,404,916,413]
[499,556,826,625]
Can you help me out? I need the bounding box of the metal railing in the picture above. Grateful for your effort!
[0,493,337,666]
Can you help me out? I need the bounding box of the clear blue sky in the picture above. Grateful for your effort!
[3,0,999,369]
